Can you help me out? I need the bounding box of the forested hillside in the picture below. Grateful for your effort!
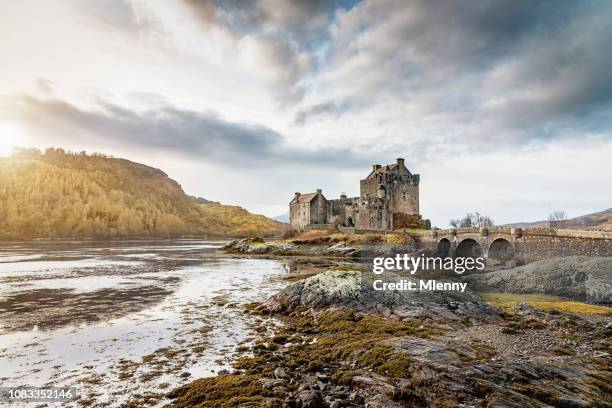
[0,149,285,239]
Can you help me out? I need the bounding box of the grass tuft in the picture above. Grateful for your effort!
[480,292,612,315]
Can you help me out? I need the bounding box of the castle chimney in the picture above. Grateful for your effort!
[372,164,381,172]
[294,192,301,199]
[316,189,322,194]
[396,158,405,167]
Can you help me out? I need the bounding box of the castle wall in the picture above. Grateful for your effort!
[327,197,359,226]
[356,203,393,230]
[360,178,380,200]
[390,176,419,215]
[309,195,327,224]
[290,201,310,229]
[332,197,393,230]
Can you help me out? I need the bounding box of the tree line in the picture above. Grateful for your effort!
[448,210,569,229]
[449,212,494,229]
[0,148,282,239]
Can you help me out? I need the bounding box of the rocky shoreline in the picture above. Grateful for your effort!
[465,256,612,305]
[221,234,417,258]
[163,242,612,408]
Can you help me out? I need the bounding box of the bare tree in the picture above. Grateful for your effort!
[478,214,495,228]
[455,212,494,228]
[548,210,567,228]
[449,219,461,229]
[460,215,472,227]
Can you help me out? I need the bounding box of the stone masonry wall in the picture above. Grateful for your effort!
[309,195,328,225]
[389,176,419,215]
[411,228,612,264]
[290,201,310,229]
[515,235,612,263]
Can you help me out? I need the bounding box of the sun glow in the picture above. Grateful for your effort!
[0,122,23,156]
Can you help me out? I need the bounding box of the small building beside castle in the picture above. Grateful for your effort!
[289,158,429,231]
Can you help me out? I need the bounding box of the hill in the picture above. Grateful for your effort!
[503,208,612,231]
[274,212,289,223]
[0,148,285,239]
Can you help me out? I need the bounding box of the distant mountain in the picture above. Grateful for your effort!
[274,212,289,223]
[0,148,286,239]
[503,208,612,231]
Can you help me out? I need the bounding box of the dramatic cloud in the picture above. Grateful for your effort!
[72,0,612,140]
[237,32,312,104]
[312,0,612,146]
[184,0,333,44]
[1,95,369,168]
[168,0,335,104]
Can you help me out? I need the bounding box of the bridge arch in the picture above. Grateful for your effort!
[456,238,483,259]
[488,238,514,265]
[436,238,451,257]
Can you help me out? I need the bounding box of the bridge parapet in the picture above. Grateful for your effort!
[519,228,612,240]
[405,227,612,264]
[411,227,612,241]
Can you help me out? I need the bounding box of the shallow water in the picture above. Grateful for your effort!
[0,240,286,407]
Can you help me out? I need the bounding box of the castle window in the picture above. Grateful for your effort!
[403,192,407,201]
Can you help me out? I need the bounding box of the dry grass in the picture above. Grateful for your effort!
[395,228,431,233]
[381,233,414,244]
[330,233,379,244]
[333,232,413,245]
[480,292,612,315]
[283,230,415,246]
[289,230,334,241]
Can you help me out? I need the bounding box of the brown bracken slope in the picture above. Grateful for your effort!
[503,208,612,231]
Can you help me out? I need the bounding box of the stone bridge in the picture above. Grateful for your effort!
[408,227,612,265]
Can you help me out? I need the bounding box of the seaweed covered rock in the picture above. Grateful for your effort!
[263,270,498,322]
[222,237,282,254]
[221,233,417,257]
[170,300,611,408]
[465,256,612,304]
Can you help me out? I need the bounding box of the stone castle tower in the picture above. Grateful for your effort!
[360,158,419,215]
[290,158,428,231]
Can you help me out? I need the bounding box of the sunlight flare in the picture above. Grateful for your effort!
[0,121,22,156]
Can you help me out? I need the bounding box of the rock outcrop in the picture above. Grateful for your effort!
[222,237,411,258]
[465,256,612,304]
[263,269,499,323]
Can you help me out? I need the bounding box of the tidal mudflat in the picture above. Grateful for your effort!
[0,240,286,407]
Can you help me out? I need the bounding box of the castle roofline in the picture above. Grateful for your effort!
[290,191,325,204]
[365,161,413,179]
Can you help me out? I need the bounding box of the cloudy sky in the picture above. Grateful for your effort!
[1,0,611,226]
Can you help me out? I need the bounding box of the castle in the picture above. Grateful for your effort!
[290,158,429,231]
